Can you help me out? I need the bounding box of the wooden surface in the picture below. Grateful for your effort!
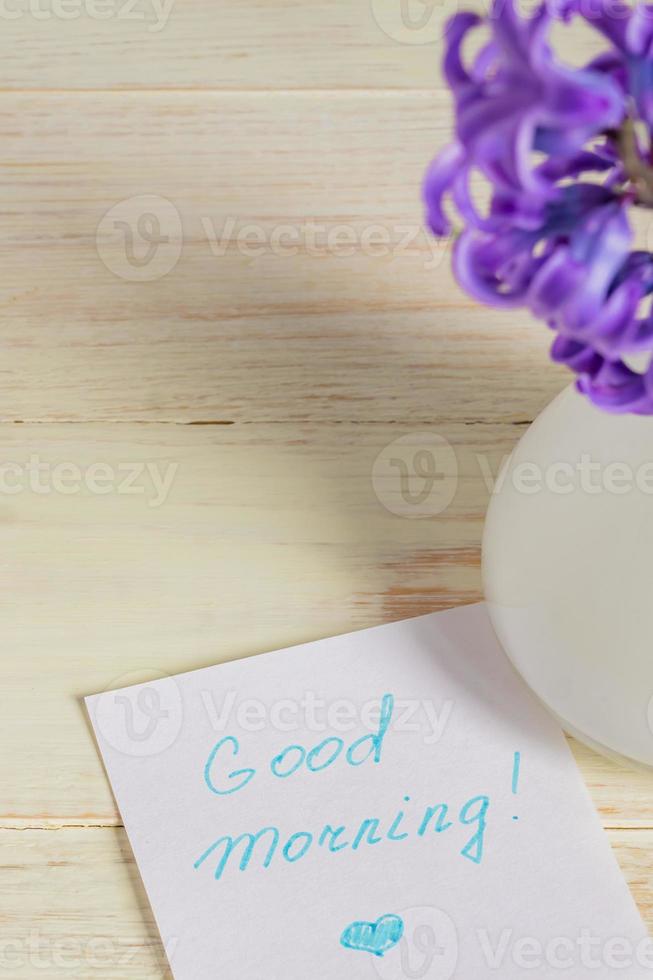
[2,3,652,976]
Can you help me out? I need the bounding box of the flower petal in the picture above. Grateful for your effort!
[422,143,466,236]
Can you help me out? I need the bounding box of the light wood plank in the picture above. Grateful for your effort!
[570,741,653,831]
[1,421,652,825]
[0,92,568,423]
[0,419,504,822]
[0,305,565,424]
[0,1,606,91]
[1,826,650,979]
[0,828,171,978]
[0,0,649,952]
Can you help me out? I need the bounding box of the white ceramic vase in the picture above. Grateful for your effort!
[483,383,653,769]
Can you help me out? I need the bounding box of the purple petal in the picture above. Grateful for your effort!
[562,202,632,329]
[443,13,482,90]
[422,0,653,414]
[453,229,533,307]
[528,246,582,317]
[576,359,652,413]
[422,143,466,236]
[551,336,603,375]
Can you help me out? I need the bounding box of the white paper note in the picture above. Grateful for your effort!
[86,603,651,978]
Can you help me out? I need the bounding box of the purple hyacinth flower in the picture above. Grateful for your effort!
[424,0,653,413]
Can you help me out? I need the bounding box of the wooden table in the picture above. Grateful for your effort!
[2,3,652,975]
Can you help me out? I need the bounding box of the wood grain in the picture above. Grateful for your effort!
[0,91,568,423]
[2,826,651,979]
[0,1,606,91]
[0,0,651,963]
[1,421,653,828]
[1,827,172,978]
[0,420,509,822]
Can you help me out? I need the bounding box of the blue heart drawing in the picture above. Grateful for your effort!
[340,913,404,958]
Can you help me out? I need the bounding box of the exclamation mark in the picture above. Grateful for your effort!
[512,751,521,821]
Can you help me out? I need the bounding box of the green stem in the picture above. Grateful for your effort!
[615,119,653,207]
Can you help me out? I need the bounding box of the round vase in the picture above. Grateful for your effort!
[483,383,653,769]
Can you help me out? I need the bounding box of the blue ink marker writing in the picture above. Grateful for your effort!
[204,736,256,796]
[460,795,489,864]
[512,751,521,820]
[341,914,404,958]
